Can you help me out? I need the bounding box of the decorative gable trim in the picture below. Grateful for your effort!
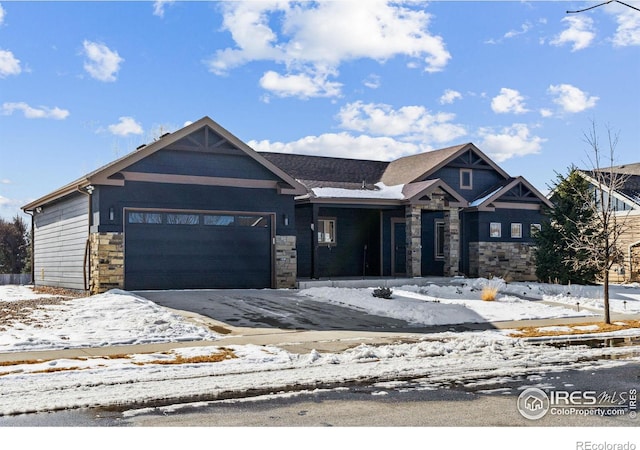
[416,143,510,183]
[402,179,468,207]
[470,176,552,211]
[23,117,307,211]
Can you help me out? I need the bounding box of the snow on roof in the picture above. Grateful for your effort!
[311,182,405,200]
[469,186,503,207]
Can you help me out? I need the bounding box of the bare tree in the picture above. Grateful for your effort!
[567,122,630,324]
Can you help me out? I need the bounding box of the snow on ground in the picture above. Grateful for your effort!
[0,287,220,352]
[298,280,600,326]
[0,281,639,415]
[1,330,637,416]
[0,284,61,302]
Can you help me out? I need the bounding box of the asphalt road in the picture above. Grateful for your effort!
[134,289,438,332]
[2,361,637,427]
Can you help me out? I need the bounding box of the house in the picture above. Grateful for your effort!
[22,117,306,293]
[577,164,640,282]
[23,116,551,294]
[263,143,551,282]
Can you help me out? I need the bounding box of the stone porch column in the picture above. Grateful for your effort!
[443,208,460,276]
[406,205,422,277]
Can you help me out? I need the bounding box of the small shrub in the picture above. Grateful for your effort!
[481,286,498,301]
[372,287,393,299]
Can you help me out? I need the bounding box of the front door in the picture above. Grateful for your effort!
[392,220,406,276]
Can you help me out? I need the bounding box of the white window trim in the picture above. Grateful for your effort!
[317,217,337,246]
[490,222,501,238]
[511,223,522,239]
[460,168,473,190]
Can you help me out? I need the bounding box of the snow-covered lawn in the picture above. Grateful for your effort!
[0,287,220,353]
[298,279,605,326]
[0,281,639,416]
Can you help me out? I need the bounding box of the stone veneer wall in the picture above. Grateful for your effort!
[443,209,460,276]
[275,235,297,288]
[468,241,537,281]
[89,232,124,295]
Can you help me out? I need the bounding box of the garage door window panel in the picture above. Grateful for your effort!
[128,212,163,224]
[166,213,200,225]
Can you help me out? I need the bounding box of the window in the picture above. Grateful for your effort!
[166,213,199,225]
[460,169,473,190]
[530,223,541,236]
[511,223,522,238]
[204,215,235,226]
[490,222,501,238]
[317,218,336,245]
[128,212,162,224]
[237,215,268,227]
[435,220,445,260]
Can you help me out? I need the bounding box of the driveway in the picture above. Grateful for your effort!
[134,289,423,332]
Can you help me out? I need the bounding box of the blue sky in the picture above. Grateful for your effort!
[1,0,639,219]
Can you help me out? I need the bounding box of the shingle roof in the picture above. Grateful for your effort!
[259,152,389,188]
[379,144,469,186]
[585,163,640,206]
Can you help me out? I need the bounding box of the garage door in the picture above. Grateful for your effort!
[124,209,273,290]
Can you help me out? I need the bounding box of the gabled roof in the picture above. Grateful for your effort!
[578,164,640,209]
[469,176,553,211]
[260,152,389,189]
[380,142,510,186]
[23,117,307,211]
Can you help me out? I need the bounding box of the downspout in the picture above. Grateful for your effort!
[77,185,93,293]
[24,209,34,285]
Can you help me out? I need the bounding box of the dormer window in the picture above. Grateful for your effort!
[460,169,473,190]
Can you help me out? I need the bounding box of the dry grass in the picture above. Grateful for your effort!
[0,348,237,377]
[32,286,85,298]
[133,348,237,365]
[481,286,498,301]
[510,320,640,338]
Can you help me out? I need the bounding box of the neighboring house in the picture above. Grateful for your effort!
[23,117,551,294]
[578,164,640,282]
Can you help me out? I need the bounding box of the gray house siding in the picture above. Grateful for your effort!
[126,148,281,181]
[33,193,89,290]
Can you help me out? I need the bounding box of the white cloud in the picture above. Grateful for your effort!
[363,74,381,90]
[0,3,6,26]
[337,101,466,144]
[478,124,546,162]
[539,108,553,118]
[82,40,124,82]
[1,102,69,120]
[250,133,419,162]
[439,89,462,105]
[548,84,598,114]
[504,22,532,39]
[550,16,595,51]
[108,117,143,136]
[259,70,342,99]
[491,88,528,114]
[1,179,11,185]
[153,1,175,18]
[0,49,21,78]
[207,1,450,98]
[611,8,640,47]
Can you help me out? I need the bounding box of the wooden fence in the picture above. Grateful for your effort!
[0,274,32,285]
